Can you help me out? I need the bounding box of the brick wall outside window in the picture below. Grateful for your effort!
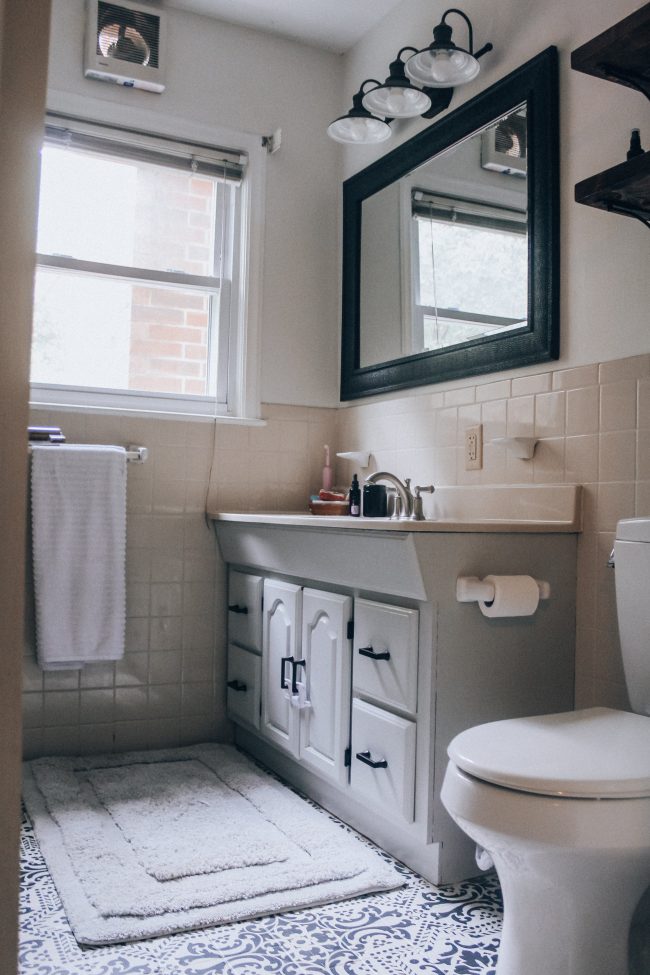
[129,171,217,396]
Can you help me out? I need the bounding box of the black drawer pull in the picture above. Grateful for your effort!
[358,646,391,661]
[228,604,249,615]
[291,659,306,694]
[227,679,247,692]
[280,655,294,689]
[356,750,388,769]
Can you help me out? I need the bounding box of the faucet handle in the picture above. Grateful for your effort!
[410,485,435,521]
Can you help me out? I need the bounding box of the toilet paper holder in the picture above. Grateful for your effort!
[456,576,551,604]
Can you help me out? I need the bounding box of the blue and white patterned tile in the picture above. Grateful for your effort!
[19,806,502,975]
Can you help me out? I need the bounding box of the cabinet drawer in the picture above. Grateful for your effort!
[227,643,261,729]
[353,598,418,714]
[350,698,416,824]
[228,571,263,652]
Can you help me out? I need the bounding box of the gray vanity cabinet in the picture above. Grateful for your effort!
[217,517,577,885]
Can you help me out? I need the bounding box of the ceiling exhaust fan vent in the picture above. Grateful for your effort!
[84,0,166,93]
[481,112,527,178]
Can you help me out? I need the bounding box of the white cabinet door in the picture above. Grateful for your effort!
[261,579,302,757]
[353,598,419,714]
[350,697,416,824]
[227,643,261,730]
[228,571,263,652]
[299,588,352,786]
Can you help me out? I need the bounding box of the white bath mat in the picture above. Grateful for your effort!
[23,744,403,946]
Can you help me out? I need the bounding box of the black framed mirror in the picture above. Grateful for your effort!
[340,47,559,400]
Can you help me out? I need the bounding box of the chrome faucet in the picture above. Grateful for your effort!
[364,472,435,520]
[365,471,412,518]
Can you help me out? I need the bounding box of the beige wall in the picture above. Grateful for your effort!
[0,1,51,971]
[335,353,650,710]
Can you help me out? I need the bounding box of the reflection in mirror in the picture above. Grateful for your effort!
[360,106,529,368]
[341,48,559,401]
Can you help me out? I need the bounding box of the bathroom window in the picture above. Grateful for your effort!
[410,191,528,353]
[31,116,251,417]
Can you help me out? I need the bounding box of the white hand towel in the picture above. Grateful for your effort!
[31,445,127,670]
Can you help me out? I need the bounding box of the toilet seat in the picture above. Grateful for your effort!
[447,706,650,799]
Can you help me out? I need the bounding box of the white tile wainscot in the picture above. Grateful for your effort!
[211,485,581,884]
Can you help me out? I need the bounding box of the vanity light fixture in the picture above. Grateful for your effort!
[361,48,433,118]
[327,81,392,144]
[327,8,492,145]
[405,8,493,88]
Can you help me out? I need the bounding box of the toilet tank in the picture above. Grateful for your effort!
[614,518,650,716]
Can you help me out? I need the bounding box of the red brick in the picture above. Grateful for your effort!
[130,339,184,358]
[143,289,208,310]
[190,177,214,196]
[132,305,184,325]
[185,312,209,328]
[148,324,204,343]
[150,358,201,377]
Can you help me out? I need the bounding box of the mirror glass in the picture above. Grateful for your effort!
[360,106,528,367]
[341,49,558,400]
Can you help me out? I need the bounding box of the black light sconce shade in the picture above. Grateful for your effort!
[327,7,492,145]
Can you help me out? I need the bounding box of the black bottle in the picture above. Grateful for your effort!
[349,474,361,517]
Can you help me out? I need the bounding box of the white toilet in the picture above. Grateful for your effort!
[441,517,650,975]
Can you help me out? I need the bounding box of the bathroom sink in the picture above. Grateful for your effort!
[210,485,582,533]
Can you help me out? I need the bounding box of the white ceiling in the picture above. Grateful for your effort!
[165,0,404,53]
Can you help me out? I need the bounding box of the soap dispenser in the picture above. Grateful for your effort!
[349,474,361,517]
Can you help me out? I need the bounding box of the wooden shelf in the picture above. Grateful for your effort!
[571,2,650,99]
[572,4,650,227]
[575,150,650,225]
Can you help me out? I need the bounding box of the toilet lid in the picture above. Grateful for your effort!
[448,707,650,798]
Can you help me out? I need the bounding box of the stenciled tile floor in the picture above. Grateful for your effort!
[19,803,503,975]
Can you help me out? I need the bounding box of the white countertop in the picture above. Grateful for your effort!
[211,513,577,532]
[209,485,582,534]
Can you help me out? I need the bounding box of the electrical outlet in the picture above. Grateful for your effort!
[465,424,483,470]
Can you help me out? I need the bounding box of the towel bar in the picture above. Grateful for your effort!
[27,442,148,464]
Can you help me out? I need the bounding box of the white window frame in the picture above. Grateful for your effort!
[30,105,265,421]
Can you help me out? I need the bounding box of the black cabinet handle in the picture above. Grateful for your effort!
[291,659,306,694]
[227,679,247,692]
[358,646,391,661]
[280,655,294,689]
[228,604,249,615]
[356,750,388,769]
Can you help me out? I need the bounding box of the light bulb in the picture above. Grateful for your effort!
[327,115,391,145]
[363,84,431,120]
[405,48,480,87]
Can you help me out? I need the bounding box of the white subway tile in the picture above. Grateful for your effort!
[600,380,637,432]
[552,364,599,390]
[511,372,552,396]
[599,431,636,483]
[566,386,599,436]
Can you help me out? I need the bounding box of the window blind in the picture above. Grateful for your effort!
[45,113,246,183]
[412,189,527,235]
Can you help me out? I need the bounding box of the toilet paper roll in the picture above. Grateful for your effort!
[479,575,540,618]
